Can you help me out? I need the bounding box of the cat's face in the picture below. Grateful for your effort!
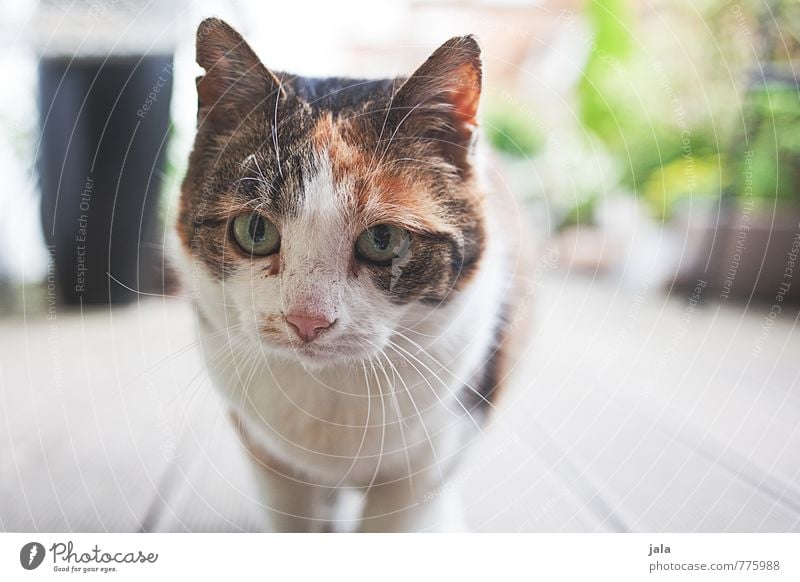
[179,19,486,366]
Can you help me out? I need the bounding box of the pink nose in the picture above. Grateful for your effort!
[285,313,334,343]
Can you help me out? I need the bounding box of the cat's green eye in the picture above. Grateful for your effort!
[355,224,410,265]
[232,213,280,256]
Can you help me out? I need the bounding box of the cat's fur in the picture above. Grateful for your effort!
[176,18,531,532]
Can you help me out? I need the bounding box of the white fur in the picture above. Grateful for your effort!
[174,153,507,531]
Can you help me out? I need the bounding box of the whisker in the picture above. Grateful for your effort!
[373,350,416,496]
[107,272,185,300]
[332,345,373,491]
[272,73,285,179]
[387,338,484,434]
[394,330,495,410]
[378,340,446,486]
[394,323,441,339]
[363,349,387,497]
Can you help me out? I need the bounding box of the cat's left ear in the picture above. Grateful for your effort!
[195,18,286,131]
[391,36,482,165]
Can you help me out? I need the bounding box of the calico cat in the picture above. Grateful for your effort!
[176,17,531,532]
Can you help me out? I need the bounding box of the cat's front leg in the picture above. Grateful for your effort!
[359,472,467,532]
[246,454,337,532]
[231,412,335,532]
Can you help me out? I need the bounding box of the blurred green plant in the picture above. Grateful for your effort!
[643,155,723,220]
[489,0,799,224]
[728,84,800,203]
[559,193,598,229]
[574,0,800,219]
[578,0,633,147]
[576,0,701,220]
[482,97,543,159]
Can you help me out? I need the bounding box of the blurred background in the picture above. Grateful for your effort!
[0,0,798,532]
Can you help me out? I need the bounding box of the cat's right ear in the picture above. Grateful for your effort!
[195,18,286,130]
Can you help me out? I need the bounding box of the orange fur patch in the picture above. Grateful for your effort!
[312,113,452,234]
[449,62,481,129]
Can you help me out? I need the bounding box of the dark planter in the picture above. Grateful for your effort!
[37,55,173,305]
[673,201,800,305]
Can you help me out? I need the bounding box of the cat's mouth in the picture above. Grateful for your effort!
[259,335,375,365]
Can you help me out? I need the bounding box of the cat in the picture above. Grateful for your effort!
[175,17,532,532]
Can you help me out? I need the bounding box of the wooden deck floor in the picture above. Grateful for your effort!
[2,272,799,532]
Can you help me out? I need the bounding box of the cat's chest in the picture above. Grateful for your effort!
[198,327,465,484]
